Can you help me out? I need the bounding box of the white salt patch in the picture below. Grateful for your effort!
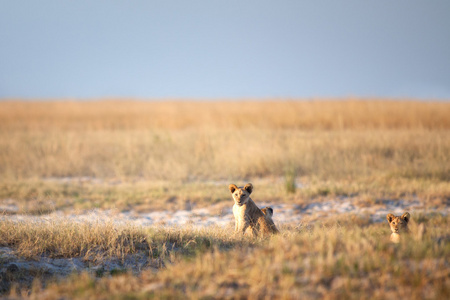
[2,197,448,228]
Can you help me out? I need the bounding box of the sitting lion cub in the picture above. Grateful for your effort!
[261,207,279,234]
[229,183,279,236]
[386,212,410,243]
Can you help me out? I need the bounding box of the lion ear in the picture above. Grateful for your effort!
[267,207,273,216]
[401,212,410,223]
[229,184,238,194]
[386,213,394,223]
[244,183,253,194]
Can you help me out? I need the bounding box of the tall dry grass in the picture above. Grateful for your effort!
[6,214,449,299]
[1,100,449,208]
[2,100,449,299]
[0,217,250,262]
[1,100,449,181]
[1,128,448,180]
[0,216,254,296]
[0,217,149,261]
[1,99,450,131]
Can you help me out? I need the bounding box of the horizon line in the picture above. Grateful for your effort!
[1,96,449,103]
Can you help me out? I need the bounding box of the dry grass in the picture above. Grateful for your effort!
[1,175,449,214]
[0,217,148,261]
[0,217,252,262]
[1,100,450,130]
[2,128,449,182]
[0,216,253,295]
[1,99,449,298]
[1,100,449,206]
[4,214,448,299]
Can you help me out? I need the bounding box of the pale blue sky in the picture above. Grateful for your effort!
[1,1,449,99]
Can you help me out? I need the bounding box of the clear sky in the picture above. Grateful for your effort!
[1,1,449,99]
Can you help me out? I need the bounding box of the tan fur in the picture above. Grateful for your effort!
[386,212,410,243]
[229,183,279,237]
[261,207,279,234]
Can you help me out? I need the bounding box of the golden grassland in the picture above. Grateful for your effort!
[2,214,449,299]
[1,99,450,298]
[1,99,449,210]
[2,99,450,130]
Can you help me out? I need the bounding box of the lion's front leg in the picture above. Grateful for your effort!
[241,222,250,235]
[234,217,246,234]
[250,221,260,237]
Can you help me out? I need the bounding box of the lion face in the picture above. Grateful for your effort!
[261,207,273,218]
[229,183,253,206]
[386,212,410,234]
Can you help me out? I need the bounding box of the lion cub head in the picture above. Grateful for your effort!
[387,212,410,243]
[229,183,253,206]
[261,207,273,218]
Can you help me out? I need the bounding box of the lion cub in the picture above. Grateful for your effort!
[386,212,410,243]
[261,207,279,234]
[229,183,279,236]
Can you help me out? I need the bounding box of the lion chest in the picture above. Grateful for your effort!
[233,201,263,225]
[233,204,248,223]
[390,233,400,243]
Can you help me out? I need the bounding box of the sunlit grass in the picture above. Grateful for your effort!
[1,99,449,298]
[0,217,251,261]
[1,101,449,195]
[1,100,450,131]
[1,174,449,214]
[3,214,448,299]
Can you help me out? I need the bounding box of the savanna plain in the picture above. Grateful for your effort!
[0,100,449,299]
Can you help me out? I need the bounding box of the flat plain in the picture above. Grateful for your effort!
[0,99,449,299]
